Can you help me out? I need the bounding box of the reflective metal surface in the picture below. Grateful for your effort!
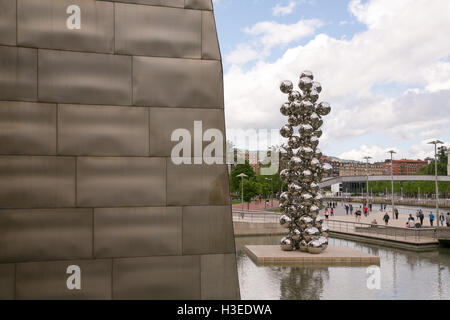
[38,49,132,105]
[149,107,225,156]
[202,11,221,60]
[18,0,114,53]
[115,3,201,58]
[201,254,240,300]
[0,264,14,300]
[167,162,229,206]
[77,157,166,207]
[0,46,37,101]
[58,104,149,156]
[0,208,92,263]
[0,0,238,300]
[182,206,235,255]
[185,0,213,10]
[113,256,201,300]
[277,71,332,253]
[16,259,112,300]
[133,57,223,108]
[0,101,56,155]
[0,0,16,46]
[0,156,75,208]
[94,207,182,258]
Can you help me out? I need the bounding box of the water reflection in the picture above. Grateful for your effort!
[237,235,450,300]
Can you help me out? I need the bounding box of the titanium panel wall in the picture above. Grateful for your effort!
[0,0,238,300]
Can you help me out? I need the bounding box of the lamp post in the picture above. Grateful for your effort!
[237,173,248,216]
[265,177,274,207]
[363,156,372,210]
[388,150,396,219]
[428,140,443,227]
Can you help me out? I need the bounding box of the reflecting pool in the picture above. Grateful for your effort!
[236,235,450,300]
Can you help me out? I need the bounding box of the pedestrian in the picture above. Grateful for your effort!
[429,212,435,226]
[345,204,349,215]
[439,213,445,227]
[446,213,450,227]
[383,212,390,226]
[364,206,368,217]
[394,208,399,220]
[330,207,334,216]
[349,204,353,215]
[369,203,372,212]
[384,204,387,210]
[419,211,424,226]
[324,209,329,220]
[380,203,383,210]
[355,209,361,222]
[408,214,415,223]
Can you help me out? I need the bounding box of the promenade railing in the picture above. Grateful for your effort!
[326,219,438,243]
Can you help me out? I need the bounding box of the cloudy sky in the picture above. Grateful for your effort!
[213,0,450,162]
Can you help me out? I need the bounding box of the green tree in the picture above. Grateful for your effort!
[229,161,255,193]
[417,146,448,175]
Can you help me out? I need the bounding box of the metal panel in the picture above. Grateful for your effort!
[202,11,220,60]
[133,57,223,108]
[149,107,225,157]
[0,208,92,263]
[167,161,230,206]
[58,104,149,156]
[0,0,16,45]
[38,49,132,106]
[113,255,200,299]
[94,207,182,258]
[0,264,15,300]
[0,156,76,208]
[0,46,37,101]
[201,254,240,299]
[18,0,114,53]
[185,0,212,10]
[115,3,201,58]
[0,101,56,155]
[107,0,184,8]
[182,206,234,255]
[16,259,112,300]
[77,157,166,207]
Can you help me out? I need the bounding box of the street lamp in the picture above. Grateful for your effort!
[265,177,274,207]
[427,140,443,227]
[363,156,372,210]
[237,173,248,214]
[388,150,396,219]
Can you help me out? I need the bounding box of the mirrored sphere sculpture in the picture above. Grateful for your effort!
[278,71,332,254]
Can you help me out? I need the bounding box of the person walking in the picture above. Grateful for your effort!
[439,213,445,227]
[349,204,353,215]
[355,209,361,222]
[369,203,372,212]
[363,206,368,217]
[394,208,399,220]
[330,207,334,217]
[345,204,349,215]
[383,212,390,226]
[419,210,424,226]
[429,212,435,227]
[446,213,450,227]
[324,209,329,220]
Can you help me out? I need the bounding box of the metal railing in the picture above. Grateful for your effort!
[232,209,281,223]
[324,196,450,209]
[327,219,438,243]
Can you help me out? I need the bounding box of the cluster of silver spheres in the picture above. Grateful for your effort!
[278,71,332,254]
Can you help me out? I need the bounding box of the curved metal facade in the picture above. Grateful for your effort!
[0,0,239,299]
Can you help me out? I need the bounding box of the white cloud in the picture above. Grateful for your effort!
[224,0,450,159]
[225,19,322,65]
[272,1,298,16]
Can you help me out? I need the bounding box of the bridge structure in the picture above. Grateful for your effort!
[319,175,450,188]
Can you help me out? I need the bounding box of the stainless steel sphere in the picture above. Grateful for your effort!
[288,90,302,102]
[312,81,322,93]
[280,80,293,94]
[307,240,324,254]
[299,76,313,91]
[280,237,294,251]
[316,102,331,116]
[280,125,293,138]
[300,70,314,80]
[280,102,290,116]
[280,215,292,228]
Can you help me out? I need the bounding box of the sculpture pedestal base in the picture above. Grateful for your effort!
[245,245,380,266]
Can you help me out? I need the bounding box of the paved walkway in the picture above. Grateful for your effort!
[232,199,279,211]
